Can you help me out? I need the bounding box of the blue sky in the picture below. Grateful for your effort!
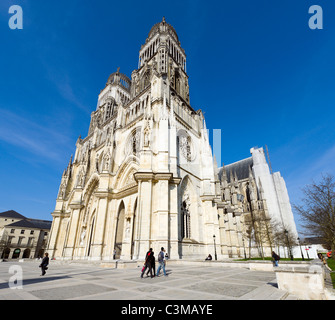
[0,0,334,234]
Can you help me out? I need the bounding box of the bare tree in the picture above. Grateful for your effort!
[243,213,263,258]
[272,222,297,259]
[294,174,335,260]
[243,210,274,259]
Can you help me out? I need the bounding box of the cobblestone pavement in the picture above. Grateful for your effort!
[0,260,299,300]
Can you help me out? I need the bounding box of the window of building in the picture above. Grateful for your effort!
[181,199,191,239]
[20,230,25,234]
[7,236,14,245]
[28,237,34,246]
[10,229,15,234]
[30,230,34,235]
[18,237,24,245]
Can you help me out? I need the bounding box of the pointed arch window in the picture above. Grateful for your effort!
[181,193,191,239]
[127,128,141,157]
[105,102,112,120]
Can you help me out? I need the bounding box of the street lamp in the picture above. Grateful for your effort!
[304,244,310,260]
[213,235,217,261]
[285,230,293,260]
[242,238,247,260]
[297,237,305,261]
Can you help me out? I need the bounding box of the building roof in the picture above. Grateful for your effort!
[0,210,27,220]
[27,219,52,230]
[7,219,36,229]
[219,157,253,183]
[0,210,52,230]
[6,218,52,230]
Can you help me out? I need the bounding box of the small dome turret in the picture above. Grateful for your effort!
[106,67,131,92]
[147,17,179,44]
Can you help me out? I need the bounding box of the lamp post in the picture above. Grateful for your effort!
[242,238,247,260]
[305,244,310,260]
[297,237,305,261]
[213,235,217,261]
[285,230,293,261]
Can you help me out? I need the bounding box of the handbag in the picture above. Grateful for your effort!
[141,265,145,272]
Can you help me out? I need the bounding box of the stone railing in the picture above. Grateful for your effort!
[274,260,335,300]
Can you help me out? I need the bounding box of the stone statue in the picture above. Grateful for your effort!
[77,170,84,188]
[144,129,150,147]
[80,228,86,245]
[103,154,110,171]
[59,183,66,199]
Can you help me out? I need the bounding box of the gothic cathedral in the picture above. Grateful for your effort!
[47,18,298,261]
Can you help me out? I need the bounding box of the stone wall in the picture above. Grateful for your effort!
[274,260,335,300]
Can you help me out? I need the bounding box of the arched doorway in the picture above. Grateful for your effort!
[23,249,30,258]
[114,201,125,259]
[12,248,21,259]
[1,248,10,259]
[38,249,44,258]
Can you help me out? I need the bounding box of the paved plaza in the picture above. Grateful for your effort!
[0,260,299,300]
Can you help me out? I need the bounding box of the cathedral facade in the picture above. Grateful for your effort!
[47,18,297,261]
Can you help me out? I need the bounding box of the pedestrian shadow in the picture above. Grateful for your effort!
[267,282,278,288]
[0,275,71,290]
[156,269,172,276]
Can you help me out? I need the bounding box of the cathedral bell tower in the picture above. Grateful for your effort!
[133,17,189,104]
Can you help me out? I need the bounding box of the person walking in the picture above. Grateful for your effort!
[146,251,156,277]
[164,251,169,266]
[156,247,167,277]
[205,254,212,261]
[272,251,280,267]
[39,252,49,276]
[141,248,154,278]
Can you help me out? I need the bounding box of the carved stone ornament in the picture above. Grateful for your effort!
[80,228,86,245]
[179,134,193,162]
[77,169,85,188]
[125,168,136,186]
[58,182,66,199]
[126,130,141,156]
[143,123,151,147]
[103,153,110,171]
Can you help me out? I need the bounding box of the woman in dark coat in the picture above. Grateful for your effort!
[141,248,154,278]
[39,253,49,276]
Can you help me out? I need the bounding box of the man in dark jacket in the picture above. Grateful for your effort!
[141,248,154,278]
[146,251,156,277]
[39,252,49,276]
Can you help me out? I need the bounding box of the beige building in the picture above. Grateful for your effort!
[0,210,51,259]
[47,18,298,262]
